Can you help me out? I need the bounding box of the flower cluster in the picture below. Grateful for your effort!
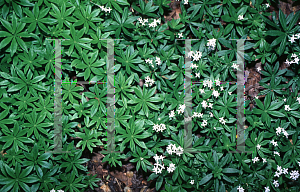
[207,38,217,49]
[167,163,176,173]
[137,17,149,26]
[290,170,299,180]
[285,53,300,66]
[166,143,184,156]
[288,33,300,44]
[144,76,155,87]
[176,104,186,114]
[203,79,214,89]
[149,18,161,28]
[90,1,112,13]
[153,154,165,174]
[188,51,203,61]
[153,123,166,132]
[275,127,289,138]
[270,139,278,147]
[252,157,259,163]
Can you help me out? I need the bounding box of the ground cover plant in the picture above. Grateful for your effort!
[0,0,300,191]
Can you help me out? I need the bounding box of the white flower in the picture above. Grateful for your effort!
[262,158,267,163]
[298,161,300,166]
[294,57,299,64]
[271,140,278,147]
[255,96,258,99]
[188,51,194,58]
[153,124,160,132]
[50,189,56,192]
[155,57,161,65]
[282,130,289,138]
[252,157,259,163]
[191,63,198,69]
[190,180,194,185]
[265,186,270,192]
[178,33,183,38]
[201,100,208,109]
[207,80,213,89]
[283,168,289,175]
[176,146,183,156]
[167,163,176,173]
[228,92,232,95]
[184,0,188,5]
[274,151,280,156]
[266,3,270,8]
[169,110,175,118]
[232,63,239,70]
[257,67,261,72]
[138,17,143,22]
[237,186,244,192]
[297,97,300,104]
[213,90,220,98]
[238,15,244,21]
[274,171,281,177]
[285,105,291,111]
[276,127,282,135]
[207,38,217,49]
[143,18,148,23]
[179,104,186,111]
[195,72,200,78]
[290,170,299,180]
[283,98,286,102]
[57,190,64,192]
[289,35,296,43]
[273,180,279,187]
[215,79,221,86]
[192,54,201,61]
[220,86,224,91]
[292,53,297,57]
[209,112,213,117]
[197,113,203,118]
[201,120,208,127]
[256,144,261,150]
[199,89,205,94]
[149,21,157,28]
[208,103,213,109]
[145,58,152,64]
[105,7,112,13]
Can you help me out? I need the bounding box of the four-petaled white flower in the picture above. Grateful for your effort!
[190,180,194,185]
[195,72,200,78]
[237,186,244,192]
[201,120,208,127]
[232,63,239,70]
[256,144,261,150]
[283,168,289,175]
[274,171,281,178]
[273,180,279,187]
[219,117,226,125]
[271,140,278,147]
[274,151,280,156]
[178,33,183,38]
[208,102,213,109]
[265,3,270,8]
[257,67,261,72]
[265,186,270,192]
[285,105,291,111]
[184,0,189,5]
[289,35,296,43]
[238,15,244,21]
[220,86,224,91]
[191,63,198,69]
[209,112,214,117]
[228,92,232,95]
[252,157,259,163]
[199,89,205,94]
[262,158,267,163]
[50,189,56,192]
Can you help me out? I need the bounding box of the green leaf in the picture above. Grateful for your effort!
[199,173,213,185]
[279,9,287,31]
[222,168,240,174]
[267,111,285,117]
